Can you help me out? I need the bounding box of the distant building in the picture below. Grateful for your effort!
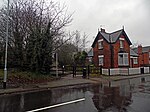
[88,28,150,70]
[132,45,150,67]
[91,28,132,68]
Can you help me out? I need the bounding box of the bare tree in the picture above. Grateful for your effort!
[72,30,89,52]
[81,32,89,51]
[0,0,73,73]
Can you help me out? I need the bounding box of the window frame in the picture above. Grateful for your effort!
[133,57,138,64]
[119,38,124,48]
[118,53,129,66]
[98,39,103,49]
[98,55,104,66]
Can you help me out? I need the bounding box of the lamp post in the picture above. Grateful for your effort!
[3,0,10,89]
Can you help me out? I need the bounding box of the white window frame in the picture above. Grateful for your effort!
[98,39,103,49]
[118,53,129,66]
[133,57,138,64]
[119,38,124,48]
[98,55,104,66]
[119,38,125,41]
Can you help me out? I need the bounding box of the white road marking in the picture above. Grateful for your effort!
[26,98,85,112]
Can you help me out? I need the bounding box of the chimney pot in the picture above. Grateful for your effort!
[101,28,105,33]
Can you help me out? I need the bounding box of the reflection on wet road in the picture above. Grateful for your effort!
[0,76,150,112]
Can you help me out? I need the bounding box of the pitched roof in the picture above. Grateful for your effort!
[130,49,138,56]
[87,48,93,57]
[142,46,150,52]
[133,46,150,53]
[92,29,132,47]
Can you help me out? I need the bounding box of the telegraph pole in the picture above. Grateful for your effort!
[3,0,10,89]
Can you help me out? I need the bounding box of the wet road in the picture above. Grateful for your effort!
[0,76,150,112]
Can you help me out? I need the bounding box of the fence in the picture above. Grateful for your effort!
[129,68,140,75]
[51,66,150,77]
[102,67,150,75]
[102,68,129,75]
[62,65,102,78]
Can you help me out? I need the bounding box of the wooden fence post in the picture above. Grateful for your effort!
[75,66,76,77]
[88,65,90,79]
[108,68,110,76]
[73,66,75,78]
[128,67,129,75]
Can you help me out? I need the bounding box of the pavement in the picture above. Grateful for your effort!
[0,73,150,95]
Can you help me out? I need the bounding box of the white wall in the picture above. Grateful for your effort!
[129,68,140,75]
[102,67,150,75]
[144,67,150,73]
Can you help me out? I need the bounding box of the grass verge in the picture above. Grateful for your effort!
[0,69,57,85]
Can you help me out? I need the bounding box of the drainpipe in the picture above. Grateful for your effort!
[109,35,113,76]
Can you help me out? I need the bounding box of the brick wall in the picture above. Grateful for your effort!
[137,46,149,66]
[93,35,111,68]
[93,34,130,68]
[112,35,130,68]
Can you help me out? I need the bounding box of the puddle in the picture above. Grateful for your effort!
[0,76,150,112]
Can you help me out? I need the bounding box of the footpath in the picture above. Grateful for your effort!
[91,73,150,82]
[0,74,150,95]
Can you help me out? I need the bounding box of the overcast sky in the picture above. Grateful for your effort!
[0,0,150,48]
[56,0,150,47]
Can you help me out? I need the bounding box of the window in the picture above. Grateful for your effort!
[98,39,103,49]
[89,57,92,62]
[120,40,123,48]
[119,38,124,48]
[98,55,104,65]
[118,53,128,66]
[133,57,138,64]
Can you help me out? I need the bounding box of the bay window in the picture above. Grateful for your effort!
[118,53,129,66]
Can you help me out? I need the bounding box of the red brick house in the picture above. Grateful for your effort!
[132,45,150,67]
[130,49,138,68]
[91,28,133,68]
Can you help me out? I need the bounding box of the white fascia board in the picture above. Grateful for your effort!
[98,55,104,57]
[119,38,125,40]
[130,56,138,59]
[98,39,103,42]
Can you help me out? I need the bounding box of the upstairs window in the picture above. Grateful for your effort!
[119,38,124,48]
[98,55,104,66]
[118,53,128,66]
[98,39,103,49]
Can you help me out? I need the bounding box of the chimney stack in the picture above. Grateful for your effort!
[100,28,105,33]
[138,45,142,54]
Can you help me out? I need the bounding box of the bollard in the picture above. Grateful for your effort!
[82,68,87,78]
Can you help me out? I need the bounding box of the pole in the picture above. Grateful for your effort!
[3,0,10,89]
[56,52,58,78]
